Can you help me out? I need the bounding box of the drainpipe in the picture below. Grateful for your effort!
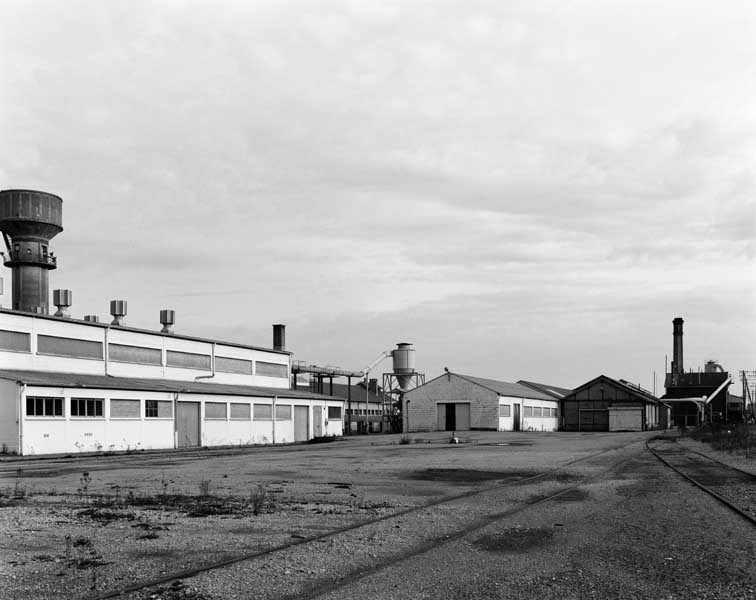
[104,326,109,376]
[173,391,179,449]
[195,343,216,382]
[272,396,277,444]
[18,383,26,455]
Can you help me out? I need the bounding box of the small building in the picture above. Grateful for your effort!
[560,375,665,432]
[328,379,386,433]
[403,371,561,433]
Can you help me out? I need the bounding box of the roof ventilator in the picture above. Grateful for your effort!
[110,300,127,326]
[160,309,175,334]
[52,289,72,318]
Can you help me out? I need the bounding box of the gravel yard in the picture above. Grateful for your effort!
[1,430,755,599]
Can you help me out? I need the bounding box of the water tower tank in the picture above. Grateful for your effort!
[0,189,63,314]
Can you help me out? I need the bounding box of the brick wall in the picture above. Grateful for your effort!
[403,373,498,432]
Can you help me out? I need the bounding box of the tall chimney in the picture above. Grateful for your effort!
[0,189,63,314]
[672,317,684,374]
[273,324,286,351]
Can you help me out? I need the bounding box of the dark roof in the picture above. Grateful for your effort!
[0,369,340,401]
[326,382,383,404]
[0,308,290,355]
[517,380,573,399]
[411,372,554,401]
[564,375,661,405]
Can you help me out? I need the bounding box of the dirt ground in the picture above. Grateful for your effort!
[1,430,755,600]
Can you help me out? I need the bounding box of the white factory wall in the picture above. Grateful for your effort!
[0,311,290,388]
[498,396,559,432]
[13,384,343,455]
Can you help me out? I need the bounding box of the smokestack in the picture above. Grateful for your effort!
[672,317,684,374]
[52,289,72,317]
[0,189,63,314]
[160,309,175,334]
[110,300,127,326]
[273,324,286,351]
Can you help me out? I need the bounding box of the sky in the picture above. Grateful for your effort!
[1,0,754,392]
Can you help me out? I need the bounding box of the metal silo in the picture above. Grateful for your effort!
[392,342,416,392]
[0,189,63,314]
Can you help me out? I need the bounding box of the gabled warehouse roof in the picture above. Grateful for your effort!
[418,372,556,401]
[0,369,341,401]
[517,380,573,399]
[563,375,662,405]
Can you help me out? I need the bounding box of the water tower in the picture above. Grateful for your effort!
[0,189,63,314]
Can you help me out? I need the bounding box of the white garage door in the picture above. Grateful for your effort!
[608,408,642,432]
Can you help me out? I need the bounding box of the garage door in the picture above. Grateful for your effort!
[578,409,609,431]
[609,408,642,431]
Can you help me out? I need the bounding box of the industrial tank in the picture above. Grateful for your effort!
[0,189,63,314]
[392,343,416,392]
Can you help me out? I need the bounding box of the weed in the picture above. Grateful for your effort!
[249,485,274,515]
[399,435,412,445]
[197,480,211,497]
[13,468,26,500]
[78,472,92,503]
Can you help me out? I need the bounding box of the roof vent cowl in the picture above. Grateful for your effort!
[160,309,175,334]
[52,289,72,318]
[110,300,127,326]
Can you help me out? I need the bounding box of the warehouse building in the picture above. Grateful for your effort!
[0,189,344,455]
[403,371,561,432]
[560,375,667,431]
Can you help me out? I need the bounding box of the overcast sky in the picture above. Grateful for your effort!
[1,1,754,391]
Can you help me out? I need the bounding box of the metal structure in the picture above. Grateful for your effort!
[382,343,425,432]
[52,288,72,318]
[160,309,176,334]
[0,189,63,314]
[110,300,127,326]
[742,371,756,421]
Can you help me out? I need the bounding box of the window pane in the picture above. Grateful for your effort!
[230,403,250,419]
[111,399,140,418]
[253,404,272,419]
[205,402,227,419]
[275,405,292,420]
[54,398,62,416]
[36,397,44,415]
[157,401,173,418]
[327,406,342,419]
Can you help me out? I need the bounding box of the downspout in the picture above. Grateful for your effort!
[173,391,179,449]
[104,326,109,376]
[272,395,277,444]
[18,383,26,456]
[195,343,216,381]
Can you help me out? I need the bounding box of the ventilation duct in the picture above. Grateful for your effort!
[110,300,127,326]
[52,289,72,317]
[160,309,175,334]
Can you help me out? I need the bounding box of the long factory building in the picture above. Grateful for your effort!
[0,189,344,455]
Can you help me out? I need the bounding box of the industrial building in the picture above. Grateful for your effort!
[560,375,667,431]
[662,317,741,426]
[403,371,561,432]
[0,189,344,455]
[327,379,385,433]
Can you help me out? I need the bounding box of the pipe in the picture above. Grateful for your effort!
[195,342,216,381]
[272,396,277,444]
[703,376,732,406]
[104,326,109,376]
[18,383,26,455]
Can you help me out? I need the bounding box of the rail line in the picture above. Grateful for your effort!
[646,437,756,527]
[91,439,642,600]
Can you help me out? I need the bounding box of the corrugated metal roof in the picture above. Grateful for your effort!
[517,380,573,399]
[454,373,556,401]
[0,369,341,401]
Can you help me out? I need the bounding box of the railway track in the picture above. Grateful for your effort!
[91,440,643,600]
[647,437,756,526]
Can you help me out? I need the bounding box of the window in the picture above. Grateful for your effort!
[327,406,342,419]
[205,402,227,419]
[71,398,103,417]
[145,400,173,418]
[215,356,253,375]
[230,403,251,419]
[111,399,140,418]
[166,350,211,370]
[499,404,511,417]
[253,404,272,419]
[533,407,542,417]
[26,396,63,417]
[38,335,102,360]
[109,344,162,366]
[551,407,558,418]
[275,405,292,420]
[0,329,31,353]
[256,361,288,378]
[523,406,533,417]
